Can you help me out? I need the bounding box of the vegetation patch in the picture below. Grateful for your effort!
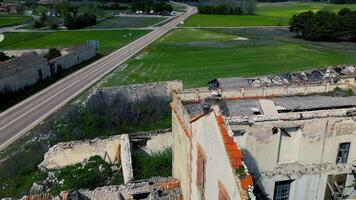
[0,30,149,54]
[0,15,31,28]
[88,16,166,29]
[325,87,354,97]
[103,28,356,88]
[48,155,123,195]
[132,148,172,180]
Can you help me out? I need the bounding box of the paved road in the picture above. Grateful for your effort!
[0,6,197,151]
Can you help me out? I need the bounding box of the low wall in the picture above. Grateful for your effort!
[177,81,354,101]
[39,135,121,170]
[86,80,183,105]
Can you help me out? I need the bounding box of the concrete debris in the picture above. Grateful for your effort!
[209,65,356,90]
[79,177,182,200]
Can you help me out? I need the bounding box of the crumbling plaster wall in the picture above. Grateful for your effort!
[232,117,356,200]
[190,112,243,200]
[141,132,172,154]
[39,135,121,170]
[172,112,191,200]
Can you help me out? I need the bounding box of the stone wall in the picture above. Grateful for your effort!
[86,80,183,105]
[39,135,121,170]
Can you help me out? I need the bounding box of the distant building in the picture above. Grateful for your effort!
[0,2,18,13]
[49,44,96,76]
[172,66,356,200]
[0,52,50,94]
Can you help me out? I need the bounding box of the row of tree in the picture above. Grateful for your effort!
[197,0,256,15]
[289,8,356,42]
[131,0,173,14]
[64,13,97,29]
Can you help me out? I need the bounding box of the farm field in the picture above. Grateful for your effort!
[0,29,149,54]
[88,16,167,29]
[183,2,356,27]
[0,15,31,28]
[102,28,356,88]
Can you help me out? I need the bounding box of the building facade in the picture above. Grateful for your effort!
[172,66,356,200]
[49,44,96,76]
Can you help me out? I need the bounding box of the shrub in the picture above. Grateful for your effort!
[33,21,44,28]
[0,52,10,62]
[50,23,59,30]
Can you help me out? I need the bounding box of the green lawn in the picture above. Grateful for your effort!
[102,28,356,88]
[183,2,356,27]
[0,15,31,28]
[0,30,149,54]
[88,16,166,29]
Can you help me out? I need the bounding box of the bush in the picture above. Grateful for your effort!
[50,23,59,30]
[33,20,44,28]
[0,52,10,62]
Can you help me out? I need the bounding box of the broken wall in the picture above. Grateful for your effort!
[86,80,183,105]
[39,135,121,170]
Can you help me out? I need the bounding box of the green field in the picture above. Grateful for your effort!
[0,15,31,28]
[102,28,356,88]
[0,30,149,54]
[89,16,166,29]
[183,2,356,27]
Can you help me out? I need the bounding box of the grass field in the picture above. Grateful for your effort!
[0,15,31,28]
[102,28,356,88]
[0,30,149,54]
[183,2,356,27]
[88,16,166,29]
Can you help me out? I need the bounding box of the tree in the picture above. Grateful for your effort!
[35,5,48,16]
[241,0,256,15]
[289,11,313,37]
[45,48,61,61]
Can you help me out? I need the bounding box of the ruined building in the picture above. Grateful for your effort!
[171,66,356,200]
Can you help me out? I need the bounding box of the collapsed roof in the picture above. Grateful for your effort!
[209,65,356,90]
[0,52,47,78]
[184,95,356,117]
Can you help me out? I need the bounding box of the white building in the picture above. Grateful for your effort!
[172,66,356,200]
[0,52,50,93]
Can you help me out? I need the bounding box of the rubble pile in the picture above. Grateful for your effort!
[79,177,182,200]
[248,65,356,88]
